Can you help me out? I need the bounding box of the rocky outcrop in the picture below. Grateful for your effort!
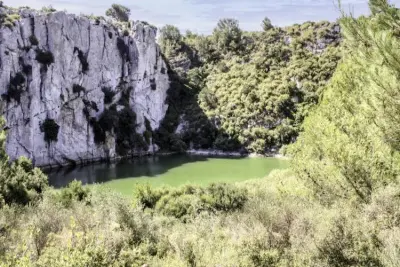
[0,10,170,167]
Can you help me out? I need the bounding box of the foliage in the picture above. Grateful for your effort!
[158,25,182,58]
[41,5,56,13]
[5,72,25,103]
[40,118,60,143]
[35,49,54,66]
[105,4,131,22]
[0,14,20,29]
[133,183,248,221]
[0,118,48,207]
[58,180,91,208]
[288,0,400,203]
[262,17,273,31]
[212,18,242,53]
[116,107,148,155]
[2,168,400,266]
[157,19,340,154]
[91,87,147,155]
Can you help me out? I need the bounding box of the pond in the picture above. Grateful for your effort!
[47,154,289,196]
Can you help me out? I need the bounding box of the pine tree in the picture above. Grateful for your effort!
[289,0,400,203]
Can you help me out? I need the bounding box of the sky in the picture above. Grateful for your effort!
[5,0,400,34]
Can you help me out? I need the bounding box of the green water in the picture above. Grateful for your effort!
[47,154,288,195]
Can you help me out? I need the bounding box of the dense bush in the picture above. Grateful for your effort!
[157,17,340,154]
[6,72,25,102]
[58,180,91,208]
[288,0,400,203]
[116,107,148,155]
[0,118,48,207]
[35,49,54,66]
[105,4,130,22]
[1,14,20,29]
[2,169,400,266]
[133,183,248,220]
[159,25,182,58]
[40,118,60,143]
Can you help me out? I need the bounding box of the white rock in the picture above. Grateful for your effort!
[0,12,169,167]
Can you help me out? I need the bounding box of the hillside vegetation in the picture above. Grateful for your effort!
[155,18,341,153]
[2,0,400,266]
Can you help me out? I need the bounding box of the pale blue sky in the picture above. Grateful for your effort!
[5,0,400,33]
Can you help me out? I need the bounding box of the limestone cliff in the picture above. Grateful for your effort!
[0,10,170,167]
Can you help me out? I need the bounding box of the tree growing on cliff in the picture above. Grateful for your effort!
[159,24,182,58]
[105,4,131,22]
[212,18,242,53]
[262,17,273,31]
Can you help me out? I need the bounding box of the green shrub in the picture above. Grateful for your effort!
[41,5,56,13]
[134,183,248,220]
[58,180,91,208]
[133,184,166,209]
[2,14,20,29]
[116,108,149,155]
[0,118,48,206]
[156,194,202,221]
[204,183,248,212]
[317,216,382,267]
[35,49,54,66]
[105,4,131,22]
[6,72,25,102]
[40,118,60,143]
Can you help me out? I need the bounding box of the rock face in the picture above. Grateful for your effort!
[0,11,170,167]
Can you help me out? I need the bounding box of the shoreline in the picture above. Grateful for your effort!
[39,149,287,171]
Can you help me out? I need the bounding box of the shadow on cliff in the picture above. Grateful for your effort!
[152,53,244,155]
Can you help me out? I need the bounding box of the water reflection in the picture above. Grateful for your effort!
[46,154,209,188]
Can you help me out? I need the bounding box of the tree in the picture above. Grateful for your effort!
[0,118,48,206]
[159,25,182,58]
[288,0,400,203]
[105,4,131,22]
[262,17,273,31]
[212,18,242,53]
